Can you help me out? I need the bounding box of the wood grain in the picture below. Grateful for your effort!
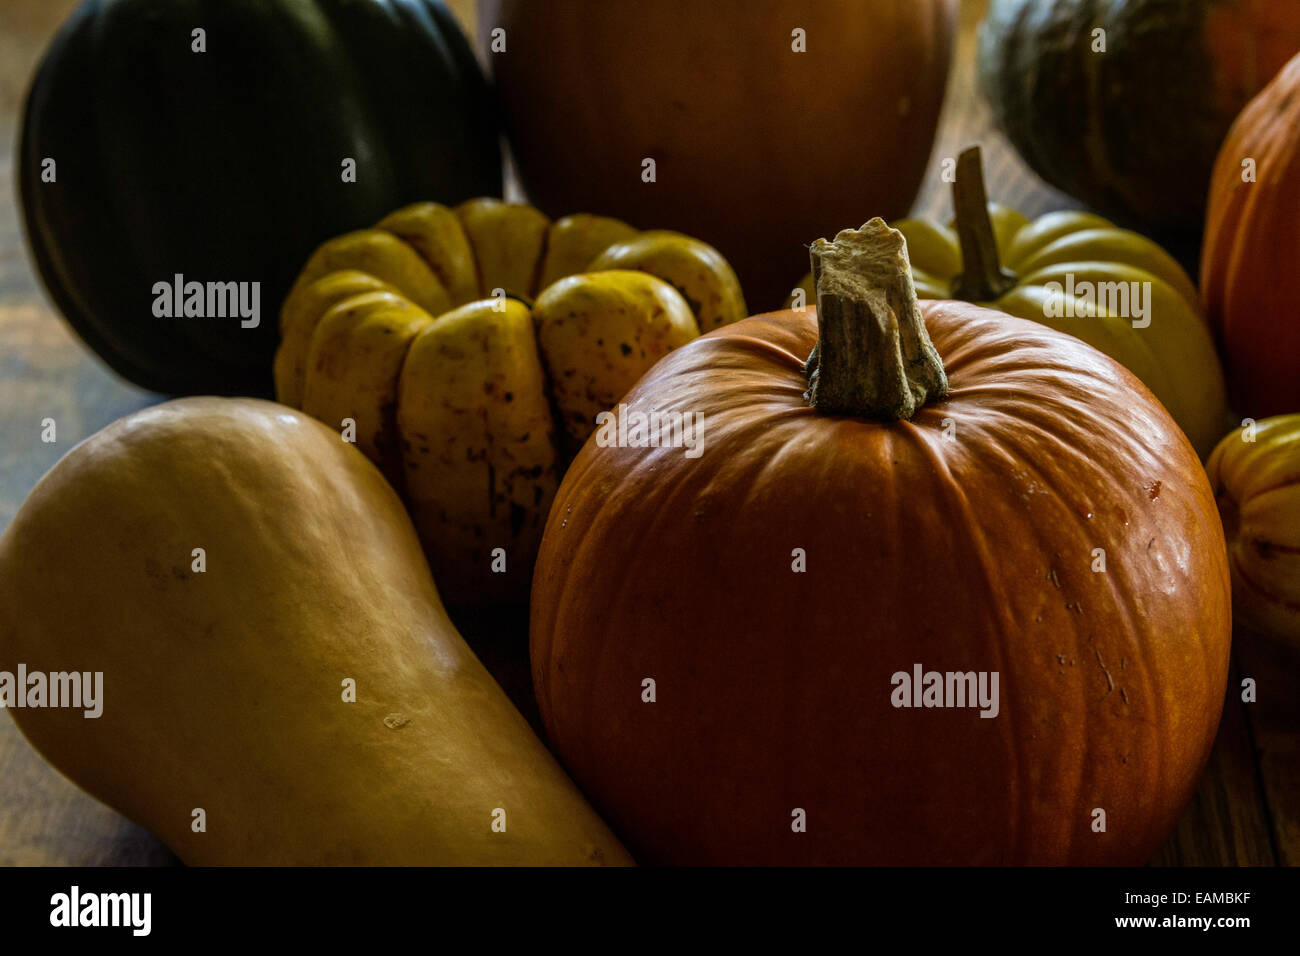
[1234,629,1300,866]
[0,0,1293,867]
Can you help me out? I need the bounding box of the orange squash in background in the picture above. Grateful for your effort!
[481,0,957,308]
[1202,51,1300,419]
[530,221,1232,865]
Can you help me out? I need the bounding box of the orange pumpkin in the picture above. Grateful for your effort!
[1202,51,1300,418]
[530,220,1231,865]
[480,0,957,309]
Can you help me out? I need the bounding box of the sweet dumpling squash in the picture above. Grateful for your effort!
[276,198,745,607]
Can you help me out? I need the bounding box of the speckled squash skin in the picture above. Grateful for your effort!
[0,398,632,866]
[534,271,700,447]
[979,0,1300,241]
[276,199,746,606]
[532,299,1231,865]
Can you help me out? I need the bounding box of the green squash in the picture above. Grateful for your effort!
[978,0,1300,242]
[18,0,501,395]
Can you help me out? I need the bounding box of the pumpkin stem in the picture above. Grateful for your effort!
[804,218,948,420]
[951,145,1018,302]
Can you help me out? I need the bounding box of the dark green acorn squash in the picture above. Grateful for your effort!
[18,0,501,396]
[978,0,1300,244]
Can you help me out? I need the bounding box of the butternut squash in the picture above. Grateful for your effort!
[0,398,631,865]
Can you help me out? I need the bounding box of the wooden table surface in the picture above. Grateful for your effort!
[0,0,1296,867]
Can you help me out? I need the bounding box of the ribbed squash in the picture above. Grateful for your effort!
[276,198,745,606]
[790,148,1229,457]
[1206,415,1300,644]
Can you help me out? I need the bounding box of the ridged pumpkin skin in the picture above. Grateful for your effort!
[481,0,956,308]
[18,0,501,396]
[795,204,1229,456]
[979,0,1300,239]
[531,304,1231,865]
[1206,415,1300,644]
[277,199,745,607]
[0,398,632,866]
[1202,52,1300,418]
